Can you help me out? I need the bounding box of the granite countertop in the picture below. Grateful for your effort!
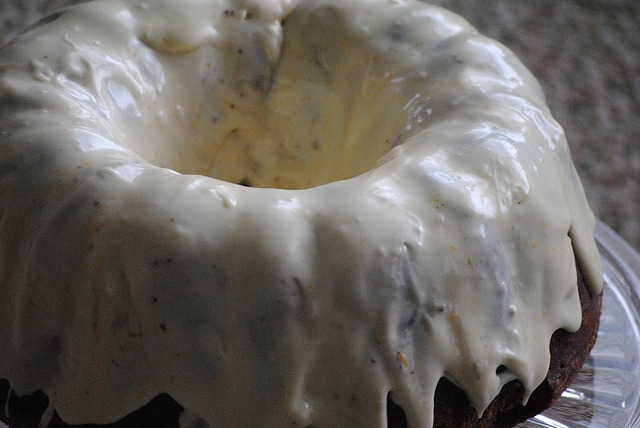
[2,0,639,252]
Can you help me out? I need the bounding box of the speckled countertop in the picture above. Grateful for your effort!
[2,0,639,252]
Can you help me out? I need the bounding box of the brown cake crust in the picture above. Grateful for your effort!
[1,264,602,428]
[389,262,603,428]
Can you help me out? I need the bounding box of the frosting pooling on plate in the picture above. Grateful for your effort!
[0,0,602,427]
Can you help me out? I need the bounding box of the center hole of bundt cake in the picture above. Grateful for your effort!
[138,5,407,190]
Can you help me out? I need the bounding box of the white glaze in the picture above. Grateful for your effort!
[0,0,602,427]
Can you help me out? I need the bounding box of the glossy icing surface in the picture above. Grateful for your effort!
[0,0,602,427]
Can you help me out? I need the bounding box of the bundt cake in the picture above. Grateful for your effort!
[0,0,603,427]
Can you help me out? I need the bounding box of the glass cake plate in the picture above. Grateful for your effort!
[1,220,639,428]
[518,220,640,428]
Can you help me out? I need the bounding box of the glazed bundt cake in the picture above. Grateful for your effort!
[0,0,602,427]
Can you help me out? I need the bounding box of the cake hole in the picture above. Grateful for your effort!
[387,392,408,428]
[238,177,253,187]
[121,4,411,190]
